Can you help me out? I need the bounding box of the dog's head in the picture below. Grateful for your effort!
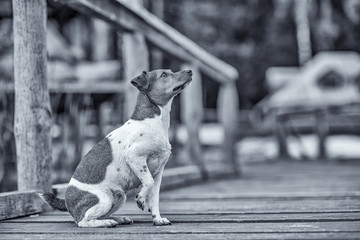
[131,69,192,106]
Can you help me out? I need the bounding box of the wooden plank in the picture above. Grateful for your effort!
[217,82,240,175]
[1,161,358,239]
[0,191,44,220]
[144,200,360,214]
[31,205,360,217]
[75,60,122,83]
[5,212,360,223]
[1,60,122,86]
[49,82,125,93]
[180,64,207,179]
[161,166,202,190]
[22,198,359,215]
[160,192,360,201]
[1,232,359,240]
[13,0,52,192]
[0,82,126,94]
[54,0,239,83]
[0,221,359,234]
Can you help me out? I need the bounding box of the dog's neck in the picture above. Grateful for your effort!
[159,98,173,133]
[131,91,173,134]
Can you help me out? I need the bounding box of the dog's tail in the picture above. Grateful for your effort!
[38,192,67,211]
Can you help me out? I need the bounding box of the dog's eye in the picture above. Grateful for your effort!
[161,72,167,78]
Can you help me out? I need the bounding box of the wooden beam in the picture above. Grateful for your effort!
[0,191,44,220]
[54,0,238,83]
[0,82,126,94]
[13,0,52,192]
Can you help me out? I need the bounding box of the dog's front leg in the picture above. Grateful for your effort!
[147,166,171,226]
[126,155,154,211]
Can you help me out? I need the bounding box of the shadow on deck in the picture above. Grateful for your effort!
[1,161,359,240]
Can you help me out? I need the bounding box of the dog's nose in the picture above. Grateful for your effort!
[186,70,192,76]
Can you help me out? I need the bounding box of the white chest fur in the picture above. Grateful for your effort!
[103,100,173,190]
[108,98,173,156]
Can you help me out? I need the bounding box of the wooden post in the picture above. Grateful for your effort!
[180,63,207,179]
[149,0,164,69]
[121,32,149,119]
[275,114,289,159]
[217,82,240,175]
[316,111,328,160]
[120,0,149,119]
[13,0,52,192]
[294,0,312,65]
[91,18,111,61]
[64,16,90,60]
[91,18,111,139]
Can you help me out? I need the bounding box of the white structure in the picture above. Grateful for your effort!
[262,51,360,111]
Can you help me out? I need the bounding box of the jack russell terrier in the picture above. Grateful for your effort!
[40,69,192,227]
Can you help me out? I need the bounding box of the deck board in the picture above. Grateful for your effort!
[5,212,360,223]
[1,233,360,240]
[1,221,360,233]
[1,161,359,239]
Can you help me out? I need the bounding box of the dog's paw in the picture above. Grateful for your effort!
[113,216,133,225]
[104,219,119,228]
[153,217,171,226]
[78,219,119,228]
[135,195,145,211]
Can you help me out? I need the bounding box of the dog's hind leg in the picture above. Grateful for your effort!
[77,190,119,228]
[106,190,133,225]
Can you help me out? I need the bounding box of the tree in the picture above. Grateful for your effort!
[294,0,312,65]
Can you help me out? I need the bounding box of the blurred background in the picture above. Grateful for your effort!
[1,0,360,192]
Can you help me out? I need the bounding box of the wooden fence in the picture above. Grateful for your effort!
[0,0,239,220]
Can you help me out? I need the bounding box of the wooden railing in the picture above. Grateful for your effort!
[262,104,360,160]
[54,0,240,176]
[0,0,239,220]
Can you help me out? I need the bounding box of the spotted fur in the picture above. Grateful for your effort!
[72,138,113,184]
[65,185,99,223]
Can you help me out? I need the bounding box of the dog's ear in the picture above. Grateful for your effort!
[131,71,149,91]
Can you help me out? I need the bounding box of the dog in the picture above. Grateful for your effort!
[40,69,192,227]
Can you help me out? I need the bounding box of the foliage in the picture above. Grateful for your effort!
[164,0,360,108]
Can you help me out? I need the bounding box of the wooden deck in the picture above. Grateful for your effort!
[1,161,359,239]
